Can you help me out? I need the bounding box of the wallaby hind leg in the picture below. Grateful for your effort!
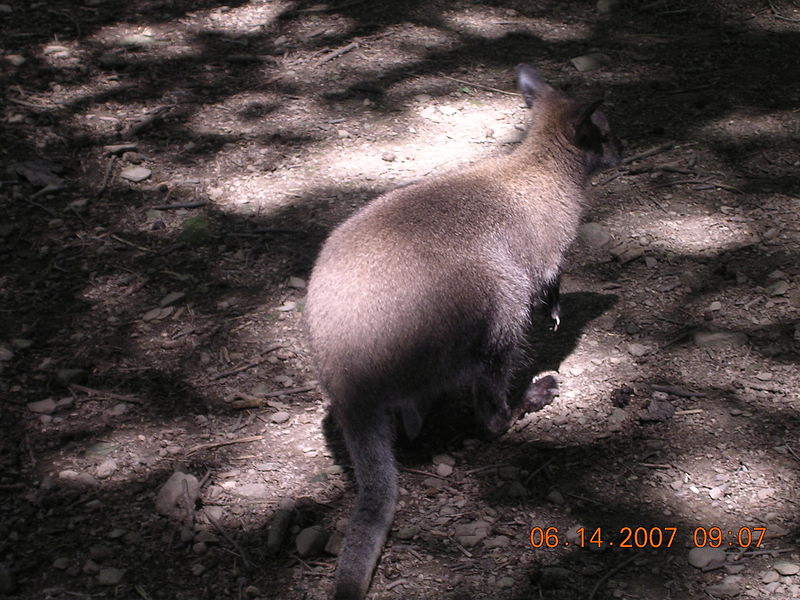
[334,403,398,600]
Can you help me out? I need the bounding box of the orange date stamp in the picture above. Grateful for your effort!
[529,526,767,549]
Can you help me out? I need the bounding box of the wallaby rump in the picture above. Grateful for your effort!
[305,64,621,600]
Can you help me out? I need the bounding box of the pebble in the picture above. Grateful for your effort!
[546,489,565,504]
[155,472,200,518]
[295,525,328,557]
[709,301,722,311]
[607,407,627,431]
[381,152,396,162]
[159,291,185,307]
[436,463,453,477]
[234,483,269,499]
[96,459,117,479]
[688,546,726,569]
[498,576,514,588]
[0,4,12,13]
[767,280,789,296]
[579,222,611,249]
[639,397,674,422]
[288,276,307,289]
[485,535,511,549]
[83,559,101,574]
[762,570,780,584]
[0,346,12,361]
[121,33,155,47]
[693,330,747,348]
[396,525,421,540]
[627,343,648,357]
[89,545,113,562]
[705,576,741,597]
[432,454,455,467]
[266,498,295,556]
[120,166,152,182]
[597,0,618,12]
[27,398,57,414]
[454,520,491,547]
[774,561,800,576]
[270,411,290,424]
[52,557,70,570]
[570,52,611,72]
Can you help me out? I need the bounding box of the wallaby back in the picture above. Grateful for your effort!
[305,64,621,600]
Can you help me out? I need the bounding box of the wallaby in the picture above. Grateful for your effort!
[305,64,621,600]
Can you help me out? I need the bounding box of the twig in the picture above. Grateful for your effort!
[588,554,638,600]
[185,435,265,456]
[400,467,447,480]
[231,384,318,408]
[97,155,117,198]
[674,409,705,416]
[438,73,520,97]
[204,506,253,568]
[134,585,154,600]
[20,196,58,217]
[297,0,367,12]
[386,578,410,591]
[152,201,208,210]
[316,42,359,66]
[209,344,284,381]
[70,384,144,404]
[768,0,800,21]
[651,384,706,398]
[110,234,154,253]
[30,183,64,200]
[464,463,513,475]
[621,142,673,165]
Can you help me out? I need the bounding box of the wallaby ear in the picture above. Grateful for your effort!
[516,64,551,108]
[574,99,605,147]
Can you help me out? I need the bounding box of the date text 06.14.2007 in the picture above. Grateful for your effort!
[529,526,767,549]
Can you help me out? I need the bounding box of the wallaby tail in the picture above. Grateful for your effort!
[333,405,398,600]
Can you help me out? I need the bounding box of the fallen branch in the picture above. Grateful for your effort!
[204,506,253,568]
[209,344,284,381]
[316,42,359,66]
[588,554,638,600]
[438,73,519,97]
[651,384,706,398]
[231,384,318,408]
[152,201,208,210]
[20,196,58,217]
[111,234,155,253]
[621,142,673,165]
[185,435,265,456]
[70,384,144,404]
[97,155,117,198]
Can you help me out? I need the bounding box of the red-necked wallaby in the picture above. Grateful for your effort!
[305,64,621,599]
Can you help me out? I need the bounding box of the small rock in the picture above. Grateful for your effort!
[324,530,344,555]
[0,346,13,361]
[10,339,32,349]
[505,480,527,498]
[485,535,511,549]
[436,463,453,477]
[120,166,152,182]
[89,545,114,562]
[96,459,117,479]
[0,4,12,13]
[5,54,25,67]
[709,301,722,311]
[52,557,70,570]
[607,407,627,431]
[705,579,740,597]
[432,454,455,467]
[693,330,747,348]
[546,489,565,504]
[454,520,491,547]
[438,105,459,116]
[159,291,185,307]
[596,0,618,13]
[234,483,269,499]
[579,222,611,249]
[337,129,352,139]
[774,561,800,576]
[270,411,290,424]
[155,472,200,519]
[708,483,728,500]
[27,398,57,414]
[396,525,420,540]
[688,546,727,569]
[190,563,205,576]
[107,403,129,417]
[644,256,658,268]
[639,397,675,422]
[497,576,514,588]
[296,525,328,557]
[57,368,87,385]
[767,280,789,297]
[762,570,780,584]
[97,567,124,585]
[121,33,155,47]
[540,566,571,588]
[570,52,611,72]
[627,343,649,357]
[287,276,306,289]
[266,498,295,556]
[276,301,297,312]
[44,44,70,56]
[381,152,396,162]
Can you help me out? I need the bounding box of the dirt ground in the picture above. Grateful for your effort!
[1,0,799,599]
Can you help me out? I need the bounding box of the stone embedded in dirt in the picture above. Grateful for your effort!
[287,276,307,289]
[270,411,290,424]
[83,559,100,574]
[0,346,13,361]
[436,463,453,477]
[579,222,611,249]
[10,338,32,349]
[159,291,185,307]
[607,407,627,431]
[774,561,800,576]
[762,570,780,584]
[89,545,114,562]
[505,481,527,498]
[155,472,200,519]
[119,166,152,182]
[325,530,344,555]
[709,301,722,311]
[381,152,396,162]
[767,280,789,297]
[596,0,618,13]
[570,53,611,72]
[454,520,491,547]
[0,4,12,13]
[266,498,295,556]
[693,330,747,348]
[705,576,741,597]
[27,398,56,414]
[107,403,128,417]
[708,483,728,500]
[485,535,511,549]
[97,567,125,586]
[432,454,455,467]
[639,397,674,422]
[546,489,565,504]
[234,483,269,499]
[396,525,421,540]
[627,343,649,357]
[57,368,87,385]
[96,459,118,479]
[540,566,571,588]
[6,54,25,67]
[498,576,514,588]
[0,563,16,594]
[295,525,329,557]
[688,547,726,569]
[52,557,70,570]
[276,301,297,312]
[121,33,155,47]
[438,105,459,116]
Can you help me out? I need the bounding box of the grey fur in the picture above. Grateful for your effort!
[305,64,621,600]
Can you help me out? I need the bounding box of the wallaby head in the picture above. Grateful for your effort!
[306,64,620,600]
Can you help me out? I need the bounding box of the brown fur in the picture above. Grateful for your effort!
[305,64,621,600]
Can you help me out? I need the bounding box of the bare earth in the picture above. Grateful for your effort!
[1,0,799,599]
